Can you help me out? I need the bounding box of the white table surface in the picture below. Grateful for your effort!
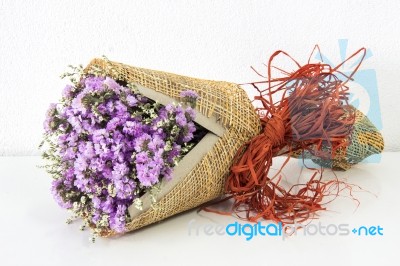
[0,153,398,266]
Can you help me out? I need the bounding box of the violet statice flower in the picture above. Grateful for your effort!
[43,103,57,133]
[180,90,199,108]
[104,77,121,91]
[83,76,105,92]
[109,205,127,233]
[180,90,198,100]
[126,95,138,107]
[62,85,74,99]
[71,93,86,112]
[42,72,200,235]
[51,179,73,209]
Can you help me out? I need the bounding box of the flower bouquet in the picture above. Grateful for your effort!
[41,58,260,238]
[41,48,384,239]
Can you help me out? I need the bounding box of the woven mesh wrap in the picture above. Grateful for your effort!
[85,59,261,236]
[292,106,384,170]
[313,107,384,170]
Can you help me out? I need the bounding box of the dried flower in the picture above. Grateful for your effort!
[180,90,199,108]
[41,66,204,235]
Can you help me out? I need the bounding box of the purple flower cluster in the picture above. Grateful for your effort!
[180,90,198,99]
[180,90,199,108]
[43,75,198,234]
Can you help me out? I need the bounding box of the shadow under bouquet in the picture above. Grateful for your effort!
[41,48,384,239]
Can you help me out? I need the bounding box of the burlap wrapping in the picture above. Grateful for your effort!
[84,59,384,236]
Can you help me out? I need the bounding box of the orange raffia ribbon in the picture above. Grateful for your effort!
[206,46,366,224]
